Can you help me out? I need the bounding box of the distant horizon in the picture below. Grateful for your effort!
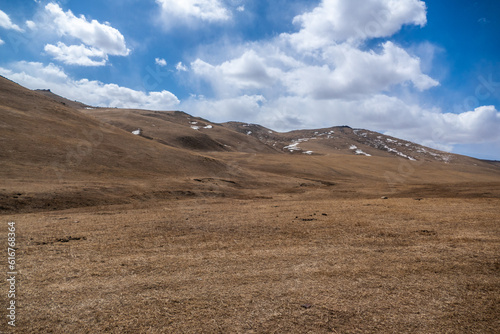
[0,0,499,160]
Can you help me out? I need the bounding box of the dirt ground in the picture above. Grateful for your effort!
[1,193,498,333]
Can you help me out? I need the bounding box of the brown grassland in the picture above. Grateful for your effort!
[0,76,499,333]
[1,193,499,333]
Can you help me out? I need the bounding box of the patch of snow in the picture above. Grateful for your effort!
[190,121,198,125]
[283,142,300,151]
[247,131,252,135]
[395,151,415,160]
[383,145,416,160]
[349,144,371,156]
[268,131,273,133]
[132,129,141,135]
[204,125,213,129]
[85,107,94,110]
[303,151,314,155]
[191,126,200,130]
[355,149,371,157]
[384,145,398,153]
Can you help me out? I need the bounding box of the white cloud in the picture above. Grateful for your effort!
[286,0,427,50]
[37,3,129,66]
[383,105,500,150]
[156,0,231,28]
[191,41,437,99]
[186,0,441,144]
[0,62,179,110]
[192,50,282,95]
[155,58,167,67]
[0,38,4,46]
[176,62,188,71]
[0,10,23,32]
[182,94,266,123]
[44,42,108,66]
[283,42,438,98]
[45,3,129,56]
[26,20,36,30]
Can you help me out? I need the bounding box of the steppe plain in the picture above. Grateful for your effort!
[0,76,499,333]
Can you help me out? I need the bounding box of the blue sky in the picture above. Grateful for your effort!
[0,0,499,160]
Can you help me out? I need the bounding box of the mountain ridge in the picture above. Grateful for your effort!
[29,80,496,165]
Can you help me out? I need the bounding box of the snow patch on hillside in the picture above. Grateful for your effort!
[350,145,371,156]
[283,142,301,151]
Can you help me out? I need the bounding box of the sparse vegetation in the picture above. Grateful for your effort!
[0,76,499,333]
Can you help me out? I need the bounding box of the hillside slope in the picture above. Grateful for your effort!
[0,76,246,211]
[80,108,280,154]
[1,76,499,212]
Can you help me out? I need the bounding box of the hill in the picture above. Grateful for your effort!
[34,89,92,110]
[0,75,499,333]
[0,76,247,212]
[0,74,499,213]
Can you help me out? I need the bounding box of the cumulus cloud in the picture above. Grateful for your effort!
[156,0,231,28]
[44,42,108,66]
[191,41,437,99]
[0,38,4,46]
[0,62,179,110]
[155,58,167,67]
[286,0,427,50]
[192,50,281,95]
[0,10,24,32]
[45,3,129,55]
[288,42,438,98]
[38,3,129,66]
[188,0,436,100]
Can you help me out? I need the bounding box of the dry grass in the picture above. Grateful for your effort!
[1,195,499,333]
[1,75,500,333]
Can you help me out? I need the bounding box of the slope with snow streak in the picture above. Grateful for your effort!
[227,123,461,163]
